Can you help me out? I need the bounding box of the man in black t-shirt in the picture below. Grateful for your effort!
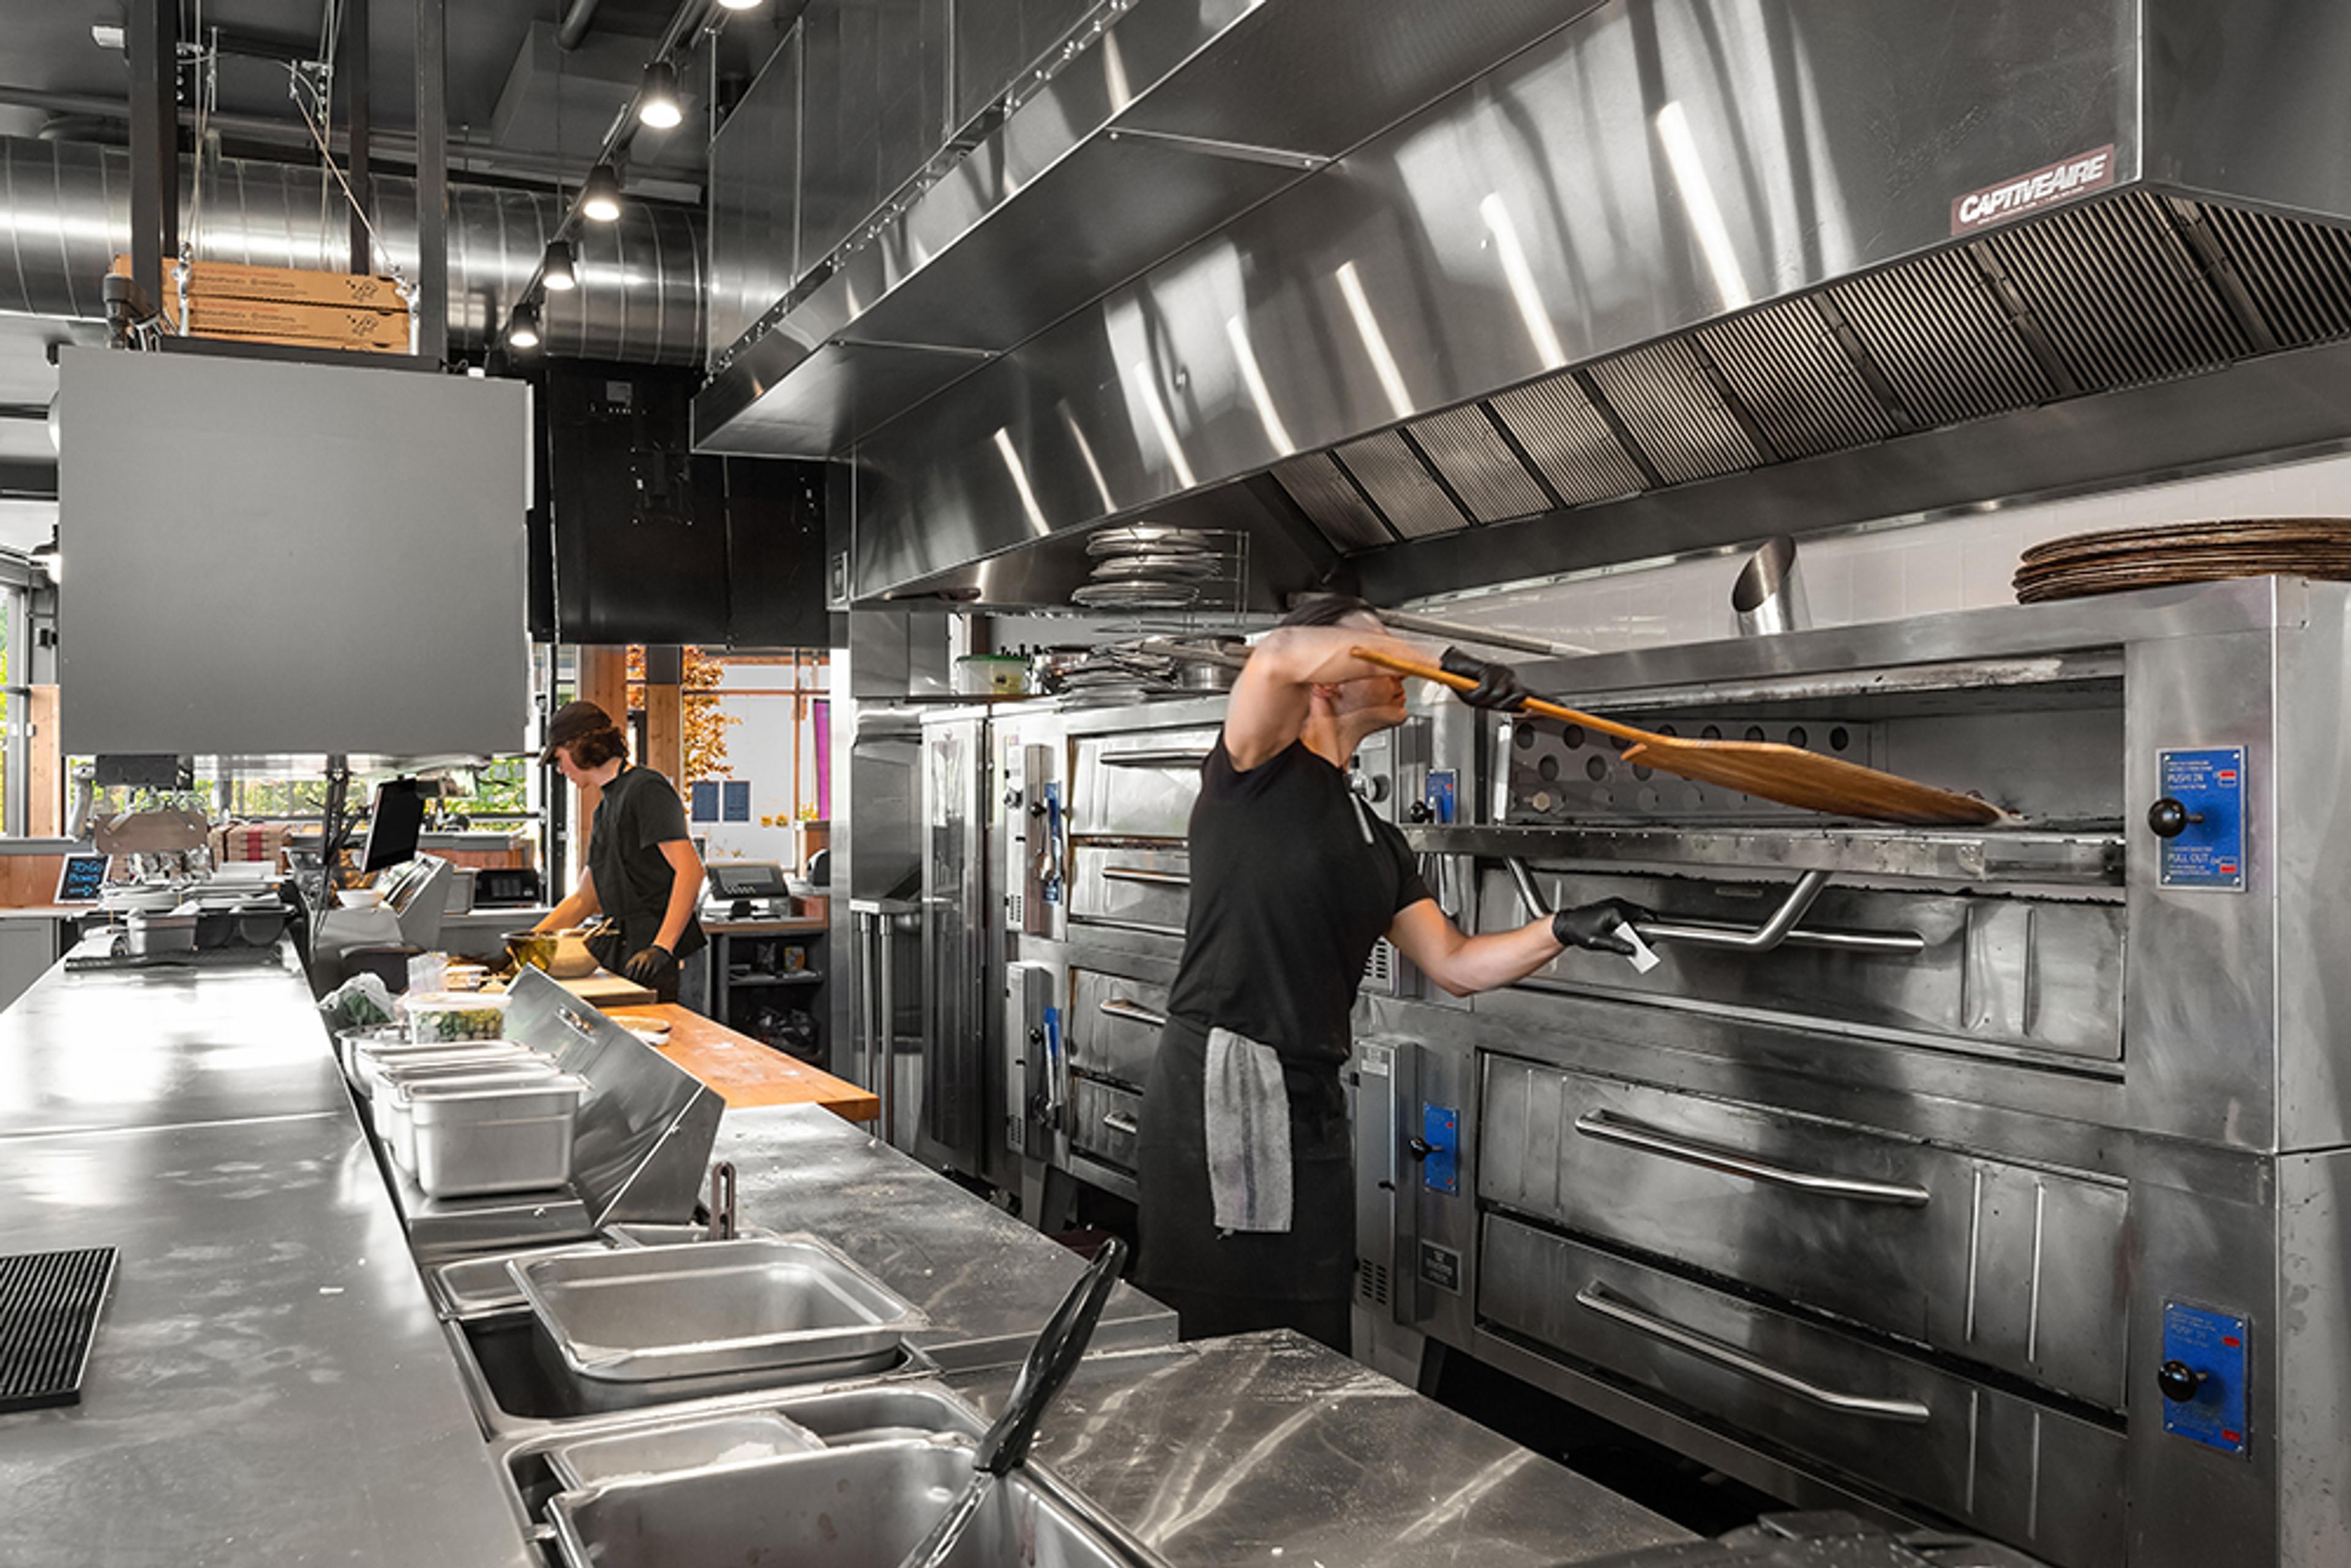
[534,701,707,1003]
[1134,596,1648,1351]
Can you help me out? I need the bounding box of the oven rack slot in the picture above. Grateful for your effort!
[1404,823,2123,887]
[1523,650,2125,716]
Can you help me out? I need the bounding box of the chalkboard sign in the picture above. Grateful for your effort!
[54,853,110,904]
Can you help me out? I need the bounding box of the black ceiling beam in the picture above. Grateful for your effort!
[342,0,372,275]
[124,0,178,312]
[414,0,449,365]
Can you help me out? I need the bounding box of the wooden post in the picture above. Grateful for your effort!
[574,645,629,859]
[26,686,59,839]
[644,644,684,794]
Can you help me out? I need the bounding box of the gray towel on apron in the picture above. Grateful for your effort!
[1204,1026,1292,1232]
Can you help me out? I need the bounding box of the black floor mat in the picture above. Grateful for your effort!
[0,1247,119,1413]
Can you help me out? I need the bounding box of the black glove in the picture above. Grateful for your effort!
[1552,899,1655,956]
[1439,646,1530,712]
[623,943,677,985]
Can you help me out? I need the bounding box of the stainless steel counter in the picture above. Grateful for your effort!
[0,947,348,1138]
[0,947,534,1567]
[949,1331,1697,1567]
[714,1102,1177,1369]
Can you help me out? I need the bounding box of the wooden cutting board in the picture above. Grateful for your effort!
[553,969,658,1006]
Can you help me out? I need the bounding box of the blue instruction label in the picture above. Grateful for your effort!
[2162,1300,2250,1456]
[1421,1103,1459,1194]
[2158,747,2246,892]
[1425,771,1458,825]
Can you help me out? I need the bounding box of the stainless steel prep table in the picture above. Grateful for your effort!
[947,1330,1697,1567]
[713,1101,1178,1368]
[0,943,351,1136]
[0,943,534,1568]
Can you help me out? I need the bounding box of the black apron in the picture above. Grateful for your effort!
[1133,1015,1355,1351]
[581,769,702,1003]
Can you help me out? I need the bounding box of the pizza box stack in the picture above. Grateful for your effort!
[111,255,412,354]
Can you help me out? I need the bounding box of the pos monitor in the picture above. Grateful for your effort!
[361,779,427,872]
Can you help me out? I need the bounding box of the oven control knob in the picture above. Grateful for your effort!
[2147,798,2203,839]
[1407,1136,1434,1160]
[2158,1359,2206,1403]
[1405,799,1433,824]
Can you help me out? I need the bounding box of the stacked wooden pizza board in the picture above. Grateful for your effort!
[2014,518,2351,603]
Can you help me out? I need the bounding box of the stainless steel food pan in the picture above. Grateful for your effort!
[126,912,197,956]
[399,1071,585,1198]
[376,1059,564,1163]
[430,1240,615,1319]
[430,1226,780,1320]
[770,1384,988,1446]
[511,1236,924,1386]
[545,1411,825,1490]
[334,1024,408,1089]
[354,1038,542,1099]
[547,1438,1135,1568]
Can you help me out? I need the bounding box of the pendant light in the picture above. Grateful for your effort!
[508,302,542,349]
[541,239,577,291]
[716,0,763,9]
[581,162,623,223]
[636,59,683,129]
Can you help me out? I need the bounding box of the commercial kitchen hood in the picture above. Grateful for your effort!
[696,0,2351,608]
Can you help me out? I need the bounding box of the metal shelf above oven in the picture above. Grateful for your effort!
[1403,823,2124,887]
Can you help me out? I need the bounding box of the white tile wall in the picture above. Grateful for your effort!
[1419,449,2351,651]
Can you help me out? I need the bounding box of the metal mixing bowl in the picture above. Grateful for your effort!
[503,929,598,979]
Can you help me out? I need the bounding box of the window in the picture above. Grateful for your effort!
[0,558,54,838]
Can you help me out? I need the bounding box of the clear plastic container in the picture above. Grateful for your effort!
[403,991,512,1043]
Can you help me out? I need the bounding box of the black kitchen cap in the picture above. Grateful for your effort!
[541,700,617,762]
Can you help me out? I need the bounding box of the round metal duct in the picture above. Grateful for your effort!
[0,136,705,365]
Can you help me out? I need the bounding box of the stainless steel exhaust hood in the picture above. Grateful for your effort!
[704,0,2351,606]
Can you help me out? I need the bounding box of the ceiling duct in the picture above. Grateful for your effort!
[792,0,2351,608]
[0,137,704,364]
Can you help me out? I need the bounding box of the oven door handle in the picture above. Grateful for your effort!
[1577,1284,1932,1423]
[1098,997,1169,1029]
[1625,869,1925,956]
[1101,749,1214,770]
[1102,865,1191,888]
[1074,916,1188,938]
[1101,1111,1140,1136]
[1575,1110,1931,1206]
